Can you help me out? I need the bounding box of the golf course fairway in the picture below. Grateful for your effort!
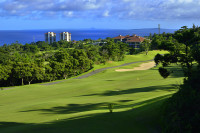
[0,51,184,133]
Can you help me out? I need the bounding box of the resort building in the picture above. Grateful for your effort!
[60,32,71,41]
[45,32,56,44]
[113,34,145,48]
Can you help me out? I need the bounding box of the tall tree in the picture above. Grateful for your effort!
[0,65,11,81]
[13,62,33,85]
[140,39,151,55]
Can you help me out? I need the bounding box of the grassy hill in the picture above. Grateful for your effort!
[0,51,183,133]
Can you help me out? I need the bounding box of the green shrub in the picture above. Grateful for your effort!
[154,53,163,65]
[159,67,170,78]
[162,70,200,133]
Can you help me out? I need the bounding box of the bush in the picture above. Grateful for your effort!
[159,67,170,78]
[154,54,163,65]
[162,70,200,133]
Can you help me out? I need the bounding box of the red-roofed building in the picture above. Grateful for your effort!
[113,35,126,42]
[113,34,145,48]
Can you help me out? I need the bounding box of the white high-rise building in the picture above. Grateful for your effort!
[60,32,71,41]
[45,32,56,44]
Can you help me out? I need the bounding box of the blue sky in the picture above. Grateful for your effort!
[0,0,200,30]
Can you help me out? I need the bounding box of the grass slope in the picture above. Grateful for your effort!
[92,50,168,69]
[0,51,183,133]
[71,50,168,78]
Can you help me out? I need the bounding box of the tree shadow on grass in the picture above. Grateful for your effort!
[152,65,184,78]
[100,85,176,96]
[21,103,108,114]
[20,94,171,116]
[0,95,168,133]
[105,80,115,81]
[82,84,177,97]
[118,100,133,103]
[166,66,184,78]
[115,94,171,109]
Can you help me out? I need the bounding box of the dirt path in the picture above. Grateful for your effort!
[115,61,156,72]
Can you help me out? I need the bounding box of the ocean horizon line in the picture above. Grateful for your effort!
[0,28,176,45]
[0,28,178,31]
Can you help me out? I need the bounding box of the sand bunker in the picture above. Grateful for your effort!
[115,61,156,72]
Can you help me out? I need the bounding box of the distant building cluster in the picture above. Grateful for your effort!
[60,32,71,42]
[45,32,71,44]
[45,32,56,44]
[113,34,145,48]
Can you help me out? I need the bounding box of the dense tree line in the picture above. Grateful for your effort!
[153,25,200,132]
[0,39,128,87]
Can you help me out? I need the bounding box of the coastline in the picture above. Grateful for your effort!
[0,28,176,45]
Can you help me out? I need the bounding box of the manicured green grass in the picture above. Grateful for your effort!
[92,50,168,69]
[0,51,183,133]
[74,50,168,78]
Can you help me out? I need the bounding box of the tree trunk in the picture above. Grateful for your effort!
[185,44,192,77]
[22,78,24,86]
[28,79,33,85]
[146,50,148,55]
[185,45,190,68]
[64,74,67,79]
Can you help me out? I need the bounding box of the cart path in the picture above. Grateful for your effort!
[74,60,154,79]
[41,59,153,85]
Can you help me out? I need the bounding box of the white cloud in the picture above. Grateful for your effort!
[177,0,193,3]
[63,11,74,17]
[103,10,109,17]
[0,0,199,21]
[10,10,17,14]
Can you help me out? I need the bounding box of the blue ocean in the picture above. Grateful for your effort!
[0,29,176,46]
